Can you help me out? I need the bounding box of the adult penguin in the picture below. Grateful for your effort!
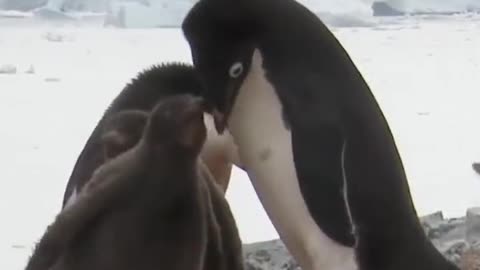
[182,0,459,269]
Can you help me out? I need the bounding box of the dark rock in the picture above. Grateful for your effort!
[442,240,469,265]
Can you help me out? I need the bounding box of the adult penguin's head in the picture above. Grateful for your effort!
[182,0,267,133]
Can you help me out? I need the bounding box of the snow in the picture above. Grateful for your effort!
[0,12,480,270]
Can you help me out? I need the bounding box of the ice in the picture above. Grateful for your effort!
[106,1,194,28]
[0,11,479,270]
[0,10,34,18]
[0,0,48,12]
[1,1,480,28]
[385,0,480,13]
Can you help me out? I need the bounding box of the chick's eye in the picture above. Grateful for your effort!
[229,62,243,78]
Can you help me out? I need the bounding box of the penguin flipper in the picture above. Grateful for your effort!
[272,71,355,247]
[291,121,355,247]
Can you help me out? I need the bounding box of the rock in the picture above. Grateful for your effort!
[243,240,299,270]
[372,2,405,17]
[421,211,445,239]
[421,211,445,227]
[421,211,466,246]
[466,208,480,245]
[442,240,469,265]
[242,211,480,269]
[472,163,480,174]
[0,64,17,74]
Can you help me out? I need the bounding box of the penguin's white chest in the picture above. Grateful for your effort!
[227,49,357,270]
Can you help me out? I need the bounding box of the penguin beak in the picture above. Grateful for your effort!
[212,109,227,134]
[212,82,238,135]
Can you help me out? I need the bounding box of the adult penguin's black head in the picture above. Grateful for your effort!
[182,0,265,134]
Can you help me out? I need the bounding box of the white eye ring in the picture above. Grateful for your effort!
[229,62,243,78]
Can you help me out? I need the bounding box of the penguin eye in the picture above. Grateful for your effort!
[229,62,244,78]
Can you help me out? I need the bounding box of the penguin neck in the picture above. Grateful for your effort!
[226,48,285,162]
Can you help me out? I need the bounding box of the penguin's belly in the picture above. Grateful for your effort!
[227,49,356,270]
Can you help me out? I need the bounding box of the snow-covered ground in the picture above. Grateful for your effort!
[1,13,480,270]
